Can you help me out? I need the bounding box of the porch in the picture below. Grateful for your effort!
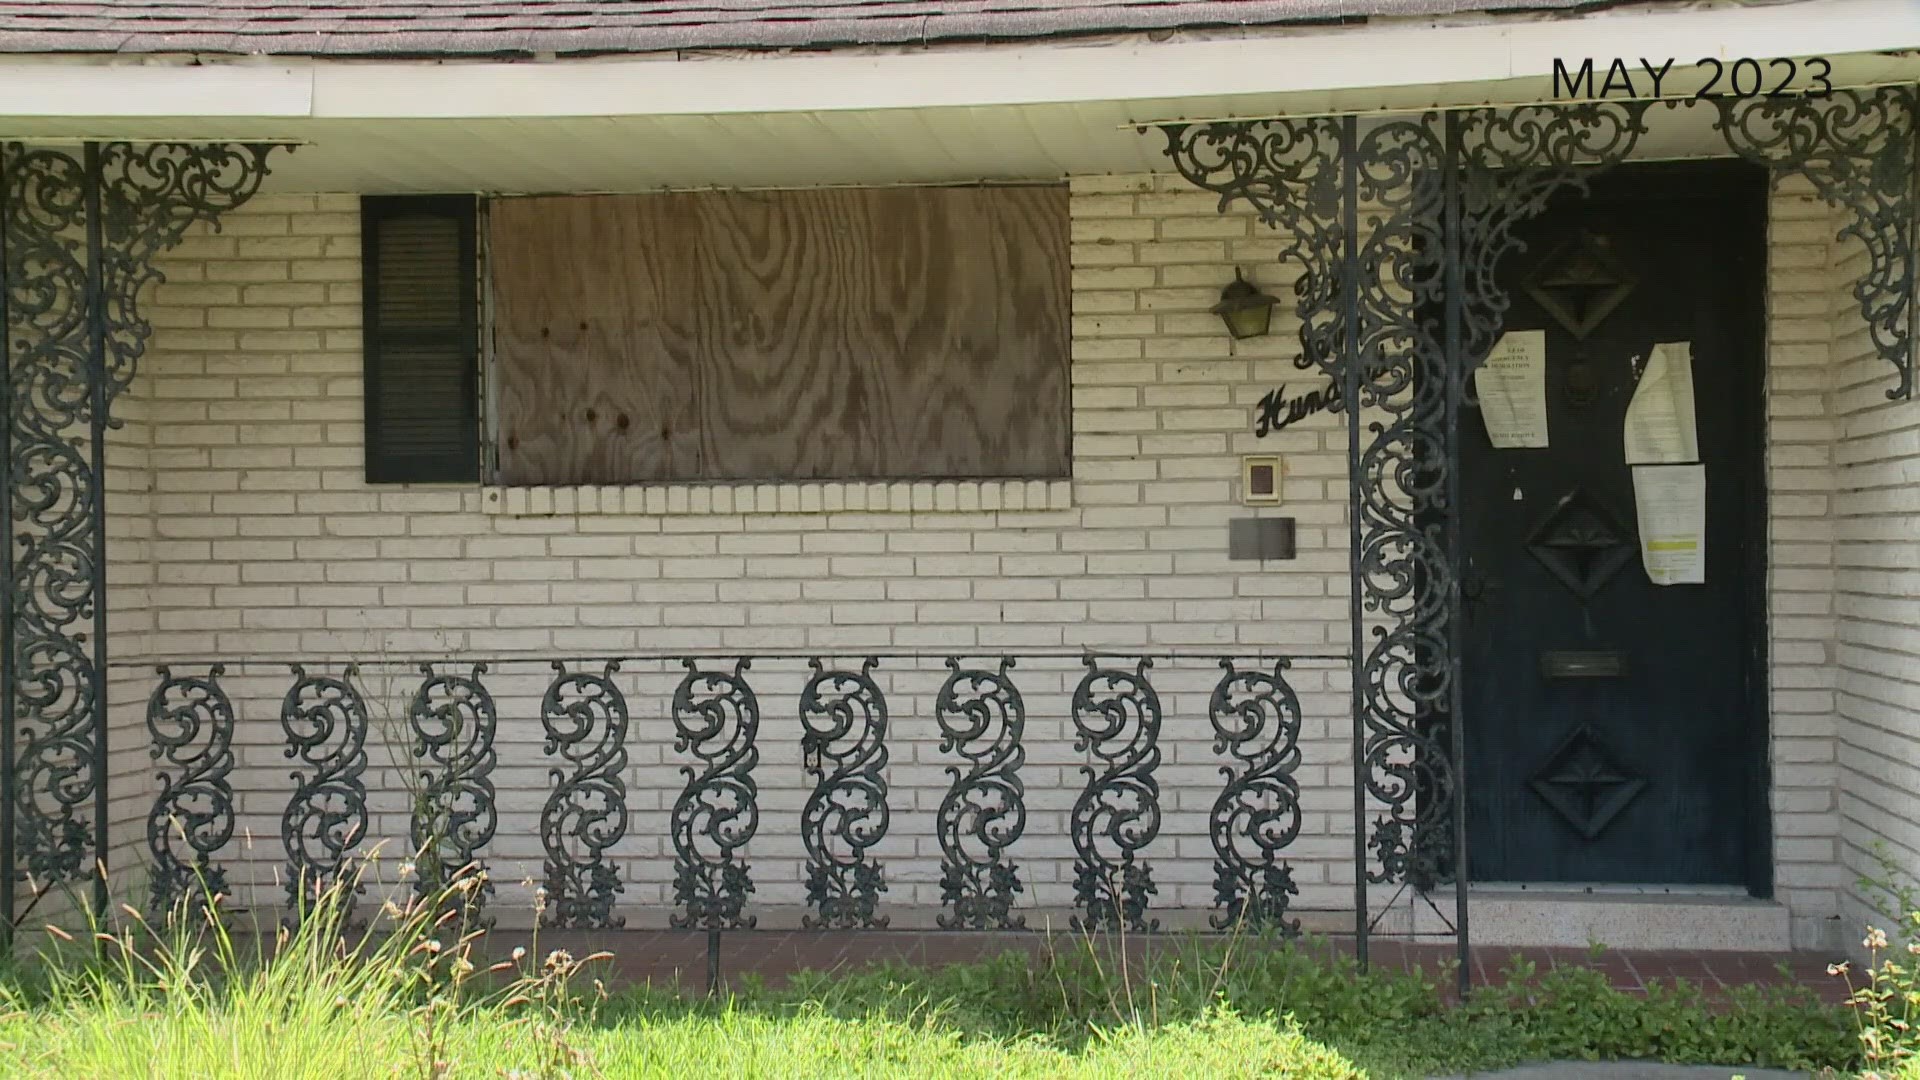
[104,131,1884,963]
[1,5,1918,988]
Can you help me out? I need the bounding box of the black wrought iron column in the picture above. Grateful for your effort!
[1159,103,1654,983]
[1336,114,1369,967]
[2,143,96,928]
[1345,112,1456,962]
[1440,110,1472,981]
[0,141,275,935]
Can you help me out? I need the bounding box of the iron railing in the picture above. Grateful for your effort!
[145,652,1334,937]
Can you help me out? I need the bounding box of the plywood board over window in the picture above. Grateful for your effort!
[488,185,1070,486]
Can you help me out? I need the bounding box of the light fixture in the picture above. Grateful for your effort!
[1211,269,1279,340]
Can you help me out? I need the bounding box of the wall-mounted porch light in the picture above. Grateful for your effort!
[1211,269,1279,339]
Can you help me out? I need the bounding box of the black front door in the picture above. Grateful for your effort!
[1460,162,1769,890]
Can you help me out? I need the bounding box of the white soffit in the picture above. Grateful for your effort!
[307,0,1920,121]
[0,0,1913,191]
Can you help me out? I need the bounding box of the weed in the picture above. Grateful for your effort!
[0,867,1860,1079]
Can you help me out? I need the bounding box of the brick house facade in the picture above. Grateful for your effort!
[71,167,1899,950]
[3,0,1917,960]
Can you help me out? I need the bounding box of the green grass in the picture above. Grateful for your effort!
[740,937,1856,1078]
[0,995,1360,1079]
[0,879,1860,1079]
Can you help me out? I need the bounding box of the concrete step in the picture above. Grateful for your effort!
[1404,888,1793,951]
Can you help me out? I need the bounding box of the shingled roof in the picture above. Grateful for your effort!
[0,0,1617,58]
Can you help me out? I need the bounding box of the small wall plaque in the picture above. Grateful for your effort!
[1228,517,1297,561]
[1241,454,1282,505]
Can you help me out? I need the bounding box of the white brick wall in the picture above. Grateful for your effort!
[94,175,1879,943]
[119,183,1356,929]
[1767,176,1849,950]
[105,362,157,905]
[1828,183,1920,950]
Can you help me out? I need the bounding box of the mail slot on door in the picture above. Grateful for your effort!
[1540,650,1627,679]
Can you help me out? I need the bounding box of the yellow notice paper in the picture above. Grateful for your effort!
[1623,341,1699,465]
[1632,463,1706,586]
[1473,330,1549,448]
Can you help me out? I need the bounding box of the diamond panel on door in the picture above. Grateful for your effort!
[1523,488,1636,600]
[1523,229,1638,341]
[1528,726,1646,840]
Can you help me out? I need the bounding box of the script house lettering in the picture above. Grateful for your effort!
[1254,379,1345,437]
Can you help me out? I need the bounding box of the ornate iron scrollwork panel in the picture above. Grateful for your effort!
[933,657,1027,930]
[96,143,277,402]
[408,662,498,917]
[1160,119,1346,379]
[280,665,370,927]
[1069,655,1162,932]
[539,661,629,929]
[670,658,761,930]
[2,144,101,900]
[1453,103,1653,375]
[146,664,235,918]
[1346,115,1456,892]
[799,657,890,929]
[1706,87,1917,399]
[1348,105,1652,895]
[0,140,276,926]
[1208,660,1302,933]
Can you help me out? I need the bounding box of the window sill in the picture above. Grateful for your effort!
[480,479,1073,518]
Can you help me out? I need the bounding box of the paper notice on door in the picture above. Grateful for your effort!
[1632,463,1706,585]
[1473,330,1549,448]
[1623,341,1699,465]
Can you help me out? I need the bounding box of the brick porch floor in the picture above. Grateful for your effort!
[496,928,1850,1004]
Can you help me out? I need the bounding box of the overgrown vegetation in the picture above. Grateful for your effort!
[0,863,1863,1079]
[755,933,1853,1077]
[1830,847,1920,1079]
